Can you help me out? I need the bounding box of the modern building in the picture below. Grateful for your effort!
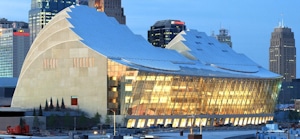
[88,0,126,24]
[269,22,296,82]
[0,19,30,77]
[277,79,300,104]
[214,28,232,48]
[148,20,186,48]
[0,18,28,29]
[29,0,77,44]
[12,6,282,128]
[78,0,89,5]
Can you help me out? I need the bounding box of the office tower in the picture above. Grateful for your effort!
[148,20,186,48]
[215,28,232,48]
[0,19,30,77]
[29,0,77,44]
[269,22,296,82]
[88,0,126,24]
[278,79,300,104]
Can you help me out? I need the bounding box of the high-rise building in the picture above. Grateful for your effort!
[0,19,30,77]
[269,22,296,82]
[88,0,126,24]
[214,28,232,48]
[29,0,77,44]
[148,20,186,48]
[278,79,300,104]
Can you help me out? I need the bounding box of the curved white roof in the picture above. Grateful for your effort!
[66,5,280,79]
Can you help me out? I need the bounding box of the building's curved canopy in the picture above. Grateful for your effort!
[46,5,280,79]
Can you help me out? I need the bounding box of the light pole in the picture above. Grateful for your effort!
[74,117,76,132]
[187,115,195,134]
[199,118,202,135]
[108,109,116,136]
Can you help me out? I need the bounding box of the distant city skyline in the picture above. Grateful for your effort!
[1,0,299,77]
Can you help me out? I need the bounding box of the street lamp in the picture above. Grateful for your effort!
[199,118,202,135]
[108,109,116,136]
[74,117,76,132]
[187,115,195,134]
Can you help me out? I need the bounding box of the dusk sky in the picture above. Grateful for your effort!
[1,0,299,77]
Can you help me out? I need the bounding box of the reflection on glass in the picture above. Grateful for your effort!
[107,60,281,128]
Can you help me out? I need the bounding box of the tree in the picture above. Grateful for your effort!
[49,97,54,110]
[39,104,43,116]
[92,112,101,124]
[61,98,65,109]
[105,115,111,125]
[288,110,300,121]
[78,113,88,129]
[56,99,60,111]
[33,108,36,116]
[44,99,49,111]
[32,116,40,130]
[122,116,128,127]
[47,114,56,129]
[19,118,26,128]
[63,112,72,130]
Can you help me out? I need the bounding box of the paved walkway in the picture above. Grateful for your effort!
[150,130,257,139]
[0,129,258,139]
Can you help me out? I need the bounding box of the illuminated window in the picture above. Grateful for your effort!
[125,97,132,103]
[125,84,132,91]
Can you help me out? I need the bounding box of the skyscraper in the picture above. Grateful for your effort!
[0,19,30,77]
[214,28,232,48]
[29,0,77,44]
[148,20,186,48]
[269,22,296,82]
[88,0,126,24]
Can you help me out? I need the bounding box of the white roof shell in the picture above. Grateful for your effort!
[66,5,280,79]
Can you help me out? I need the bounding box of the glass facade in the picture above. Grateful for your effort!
[0,21,30,77]
[107,59,281,128]
[0,28,13,77]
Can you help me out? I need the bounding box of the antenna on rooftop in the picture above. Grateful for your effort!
[279,13,284,28]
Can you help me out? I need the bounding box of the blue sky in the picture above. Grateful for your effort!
[1,0,300,77]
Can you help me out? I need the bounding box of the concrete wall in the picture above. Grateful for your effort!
[11,7,108,117]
